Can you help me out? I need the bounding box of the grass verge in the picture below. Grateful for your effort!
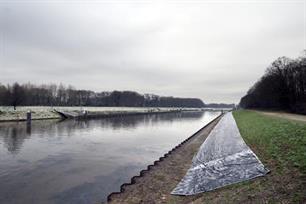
[233,110,306,175]
[233,110,305,203]
[193,110,305,203]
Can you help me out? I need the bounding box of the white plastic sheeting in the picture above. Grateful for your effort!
[171,112,269,195]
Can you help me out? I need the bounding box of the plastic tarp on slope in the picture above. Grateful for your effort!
[171,112,269,195]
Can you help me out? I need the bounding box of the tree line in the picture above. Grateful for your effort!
[0,83,205,109]
[239,52,306,114]
[204,103,235,109]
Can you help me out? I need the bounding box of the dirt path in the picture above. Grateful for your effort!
[107,115,222,204]
[256,111,306,123]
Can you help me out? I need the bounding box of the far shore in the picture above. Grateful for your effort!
[0,106,225,122]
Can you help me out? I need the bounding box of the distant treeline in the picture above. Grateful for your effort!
[205,103,235,109]
[0,83,205,109]
[240,53,306,114]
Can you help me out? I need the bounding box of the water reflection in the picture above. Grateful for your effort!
[0,112,204,154]
[26,123,31,135]
[0,111,219,204]
[0,120,60,154]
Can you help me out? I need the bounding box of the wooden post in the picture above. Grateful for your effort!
[26,111,31,124]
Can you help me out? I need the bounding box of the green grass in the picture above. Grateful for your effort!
[233,110,306,174]
[181,110,305,203]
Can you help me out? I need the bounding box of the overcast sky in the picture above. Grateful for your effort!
[0,0,305,103]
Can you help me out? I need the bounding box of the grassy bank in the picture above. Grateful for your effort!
[0,109,61,122]
[234,110,306,175]
[108,110,305,203]
[191,110,306,203]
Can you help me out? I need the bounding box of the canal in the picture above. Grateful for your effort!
[0,111,219,204]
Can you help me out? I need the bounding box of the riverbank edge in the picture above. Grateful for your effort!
[55,109,183,120]
[106,112,223,203]
[0,108,212,123]
[0,115,61,122]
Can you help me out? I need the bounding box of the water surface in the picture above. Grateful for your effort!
[0,111,219,204]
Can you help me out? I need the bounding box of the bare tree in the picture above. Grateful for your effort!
[240,53,306,114]
[10,83,25,110]
[0,82,206,108]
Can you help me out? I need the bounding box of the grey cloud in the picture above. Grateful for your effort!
[1,1,304,103]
